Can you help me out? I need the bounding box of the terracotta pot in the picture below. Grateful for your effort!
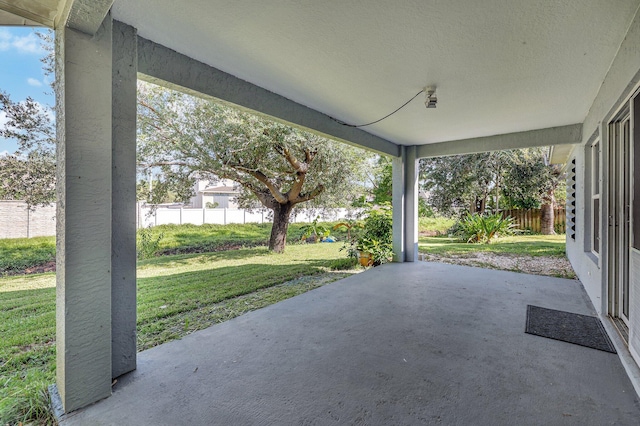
[358,251,373,267]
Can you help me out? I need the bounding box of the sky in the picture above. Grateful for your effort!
[0,26,54,155]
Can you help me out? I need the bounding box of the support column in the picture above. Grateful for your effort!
[55,15,113,412]
[111,20,138,379]
[404,145,419,262]
[392,147,406,262]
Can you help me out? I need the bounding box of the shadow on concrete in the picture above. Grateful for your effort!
[61,262,640,425]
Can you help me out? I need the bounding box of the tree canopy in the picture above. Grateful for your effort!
[0,31,55,209]
[0,92,55,208]
[420,152,503,216]
[137,82,373,251]
[420,147,565,234]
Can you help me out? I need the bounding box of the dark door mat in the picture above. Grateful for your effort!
[525,305,616,353]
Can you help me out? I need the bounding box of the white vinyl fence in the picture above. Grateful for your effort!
[136,203,358,228]
[0,201,357,239]
[0,201,56,239]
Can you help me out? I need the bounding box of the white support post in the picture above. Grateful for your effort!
[392,147,406,262]
[404,146,419,262]
[55,16,113,413]
[111,20,138,379]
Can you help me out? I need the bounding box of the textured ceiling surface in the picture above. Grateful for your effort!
[113,0,639,146]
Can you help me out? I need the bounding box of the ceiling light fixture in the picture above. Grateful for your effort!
[329,86,436,128]
[424,86,437,108]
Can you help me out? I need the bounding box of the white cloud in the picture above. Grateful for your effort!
[0,110,7,127]
[0,150,9,157]
[27,77,43,87]
[0,28,43,54]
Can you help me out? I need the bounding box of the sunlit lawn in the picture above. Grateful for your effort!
[0,243,356,425]
[419,234,568,257]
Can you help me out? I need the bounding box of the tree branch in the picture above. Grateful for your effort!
[228,163,288,204]
[293,184,324,205]
[138,161,189,168]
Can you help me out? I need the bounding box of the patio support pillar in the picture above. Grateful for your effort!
[55,13,126,413]
[111,20,138,379]
[392,147,406,262]
[404,145,419,262]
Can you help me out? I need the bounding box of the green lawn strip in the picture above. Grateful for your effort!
[0,243,355,425]
[418,216,455,234]
[0,221,352,273]
[0,237,56,274]
[138,272,352,351]
[419,234,567,258]
[148,222,351,254]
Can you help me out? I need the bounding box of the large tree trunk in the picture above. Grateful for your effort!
[540,187,556,235]
[269,202,294,253]
[540,203,555,235]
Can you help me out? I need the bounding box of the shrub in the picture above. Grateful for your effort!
[451,212,514,244]
[348,204,393,266]
[299,216,330,243]
[137,226,165,259]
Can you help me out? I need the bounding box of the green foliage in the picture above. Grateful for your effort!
[205,201,219,209]
[137,81,375,251]
[452,212,515,244]
[137,226,165,260]
[0,244,358,424]
[418,216,456,235]
[0,222,353,273]
[299,216,330,242]
[371,156,393,204]
[418,234,567,258]
[501,148,563,209]
[0,32,56,209]
[418,197,433,218]
[350,204,393,266]
[420,148,565,217]
[0,152,56,209]
[0,237,55,275]
[421,152,504,216]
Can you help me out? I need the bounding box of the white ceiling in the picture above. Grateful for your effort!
[113,1,639,147]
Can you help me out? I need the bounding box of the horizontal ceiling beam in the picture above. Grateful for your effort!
[135,33,400,157]
[59,0,113,34]
[0,0,112,33]
[0,0,56,27]
[416,124,582,158]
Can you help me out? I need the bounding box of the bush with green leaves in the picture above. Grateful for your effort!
[451,212,515,244]
[299,216,331,242]
[351,204,393,266]
[136,226,165,259]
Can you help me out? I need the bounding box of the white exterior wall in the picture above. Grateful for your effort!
[566,5,640,367]
[566,146,604,313]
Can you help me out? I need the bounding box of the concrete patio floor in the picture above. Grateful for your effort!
[61,262,640,425]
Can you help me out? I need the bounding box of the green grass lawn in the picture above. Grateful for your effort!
[418,216,455,234]
[0,243,357,425]
[419,234,567,257]
[0,221,353,274]
[0,237,56,275]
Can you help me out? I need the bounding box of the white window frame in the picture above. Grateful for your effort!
[591,139,600,256]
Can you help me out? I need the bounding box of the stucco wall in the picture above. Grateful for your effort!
[567,4,640,350]
[565,146,604,313]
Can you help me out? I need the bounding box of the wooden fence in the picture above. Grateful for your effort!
[500,208,566,234]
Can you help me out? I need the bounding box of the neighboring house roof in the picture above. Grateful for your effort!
[199,185,239,194]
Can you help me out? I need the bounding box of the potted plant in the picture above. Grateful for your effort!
[299,216,330,243]
[348,204,393,267]
[355,237,375,267]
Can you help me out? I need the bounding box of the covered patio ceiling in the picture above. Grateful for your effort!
[2,1,639,159]
[109,0,639,149]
